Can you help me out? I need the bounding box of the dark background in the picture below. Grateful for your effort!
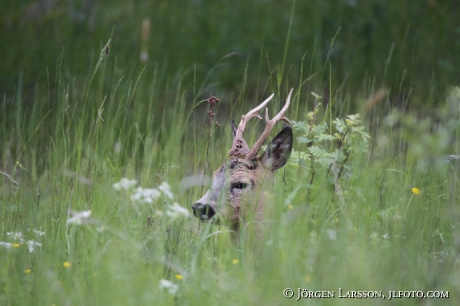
[1,0,460,118]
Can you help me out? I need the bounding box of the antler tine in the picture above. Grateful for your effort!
[230,94,274,157]
[247,88,293,160]
[233,94,274,139]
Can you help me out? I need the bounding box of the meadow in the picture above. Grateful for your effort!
[1,1,460,305]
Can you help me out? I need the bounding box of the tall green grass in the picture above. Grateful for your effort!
[2,1,460,110]
[1,26,460,306]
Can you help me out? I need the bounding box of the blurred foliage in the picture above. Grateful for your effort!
[1,2,459,304]
[1,0,459,109]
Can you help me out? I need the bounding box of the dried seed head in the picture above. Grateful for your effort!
[207,96,219,108]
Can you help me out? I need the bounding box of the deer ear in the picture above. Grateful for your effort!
[262,126,293,171]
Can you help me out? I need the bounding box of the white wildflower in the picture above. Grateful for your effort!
[158,181,174,200]
[159,279,179,294]
[67,210,92,225]
[166,202,190,220]
[130,187,161,204]
[33,229,45,236]
[27,240,42,253]
[113,178,138,191]
[143,188,161,202]
[382,233,390,239]
[3,229,45,251]
[0,242,13,249]
[159,181,171,189]
[6,232,25,243]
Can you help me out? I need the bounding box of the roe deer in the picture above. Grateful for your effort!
[192,88,294,241]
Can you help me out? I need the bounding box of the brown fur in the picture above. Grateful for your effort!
[192,127,293,243]
[192,91,294,244]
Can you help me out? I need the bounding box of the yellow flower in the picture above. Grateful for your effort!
[175,274,183,280]
[411,187,420,195]
[24,269,31,274]
[13,243,20,248]
[63,262,71,268]
[232,259,239,265]
[305,275,312,283]
[288,205,293,210]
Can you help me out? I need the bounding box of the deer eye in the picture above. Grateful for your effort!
[232,182,248,190]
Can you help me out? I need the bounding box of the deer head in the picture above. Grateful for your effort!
[192,89,294,239]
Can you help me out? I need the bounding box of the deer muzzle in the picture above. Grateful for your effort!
[191,202,216,221]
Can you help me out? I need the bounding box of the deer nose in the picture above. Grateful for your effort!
[192,203,216,221]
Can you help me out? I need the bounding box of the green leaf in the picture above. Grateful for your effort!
[297,136,313,144]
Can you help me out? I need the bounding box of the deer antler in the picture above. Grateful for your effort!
[229,93,275,157]
[246,88,293,160]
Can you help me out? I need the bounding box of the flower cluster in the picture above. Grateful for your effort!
[26,241,42,253]
[114,178,175,204]
[67,210,93,225]
[166,202,190,220]
[32,229,45,236]
[0,229,45,253]
[113,178,189,220]
[159,279,179,294]
[158,182,174,200]
[131,181,174,203]
[113,178,138,191]
[130,187,161,204]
